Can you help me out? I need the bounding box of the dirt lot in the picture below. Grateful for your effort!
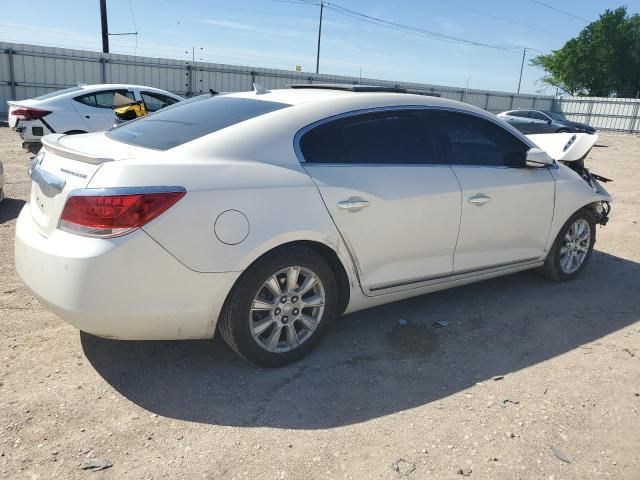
[0,125,639,480]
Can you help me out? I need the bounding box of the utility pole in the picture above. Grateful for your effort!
[517,47,526,93]
[100,0,109,53]
[315,2,323,74]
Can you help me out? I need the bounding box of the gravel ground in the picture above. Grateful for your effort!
[0,125,639,480]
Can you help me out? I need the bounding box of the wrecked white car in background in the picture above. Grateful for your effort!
[7,84,182,152]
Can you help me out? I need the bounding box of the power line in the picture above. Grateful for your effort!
[529,0,590,23]
[128,0,138,55]
[290,0,526,54]
[436,0,565,38]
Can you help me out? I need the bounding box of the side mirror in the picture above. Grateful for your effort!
[526,148,555,167]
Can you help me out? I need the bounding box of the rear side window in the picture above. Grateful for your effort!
[508,110,529,118]
[300,109,439,165]
[438,111,527,167]
[106,96,290,150]
[74,90,134,108]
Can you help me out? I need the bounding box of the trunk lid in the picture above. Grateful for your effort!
[28,133,150,236]
[7,99,44,128]
[527,132,599,162]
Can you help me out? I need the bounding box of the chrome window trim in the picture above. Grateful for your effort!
[293,104,536,167]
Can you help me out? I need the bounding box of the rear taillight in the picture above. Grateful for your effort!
[11,107,51,121]
[59,188,186,238]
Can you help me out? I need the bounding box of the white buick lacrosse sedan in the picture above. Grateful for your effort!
[15,84,611,366]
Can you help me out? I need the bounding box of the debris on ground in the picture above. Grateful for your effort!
[392,458,416,477]
[457,467,472,476]
[502,399,520,406]
[550,447,571,464]
[432,320,451,328]
[492,375,505,381]
[80,457,113,472]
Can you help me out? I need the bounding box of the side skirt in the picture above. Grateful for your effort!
[344,259,544,314]
[367,257,543,296]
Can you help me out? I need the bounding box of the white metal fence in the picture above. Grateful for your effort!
[0,41,551,114]
[555,96,640,134]
[2,41,639,133]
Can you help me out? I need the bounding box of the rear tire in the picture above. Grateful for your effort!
[218,246,338,367]
[541,209,596,282]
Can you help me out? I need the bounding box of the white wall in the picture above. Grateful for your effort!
[1,41,553,117]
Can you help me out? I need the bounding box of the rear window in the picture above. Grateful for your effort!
[33,86,84,101]
[106,97,291,150]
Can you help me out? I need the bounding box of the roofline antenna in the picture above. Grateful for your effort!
[253,83,269,95]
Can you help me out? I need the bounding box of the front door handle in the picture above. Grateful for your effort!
[468,194,491,206]
[337,198,370,211]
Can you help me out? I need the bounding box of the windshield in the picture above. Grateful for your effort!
[544,111,567,121]
[106,96,291,150]
[34,86,84,101]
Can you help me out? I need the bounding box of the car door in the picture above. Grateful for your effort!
[72,89,135,131]
[433,110,555,273]
[299,108,462,295]
[527,110,553,133]
[502,110,532,133]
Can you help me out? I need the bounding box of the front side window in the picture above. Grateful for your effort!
[299,109,439,165]
[141,91,179,112]
[437,111,528,167]
[528,111,548,121]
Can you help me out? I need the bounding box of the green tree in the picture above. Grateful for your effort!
[531,7,640,97]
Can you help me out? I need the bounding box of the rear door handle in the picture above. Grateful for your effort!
[468,194,491,206]
[337,198,370,211]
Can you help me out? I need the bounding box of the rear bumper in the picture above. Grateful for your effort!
[14,204,240,340]
[13,120,50,145]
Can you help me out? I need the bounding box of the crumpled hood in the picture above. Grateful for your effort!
[526,132,599,162]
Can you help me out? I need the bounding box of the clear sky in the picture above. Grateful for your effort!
[1,0,638,94]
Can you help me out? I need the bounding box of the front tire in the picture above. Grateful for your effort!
[541,209,596,281]
[218,247,338,367]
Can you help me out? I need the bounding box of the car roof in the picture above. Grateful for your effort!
[77,84,178,94]
[223,87,490,114]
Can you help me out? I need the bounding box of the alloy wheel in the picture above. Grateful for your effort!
[249,266,326,353]
[559,218,591,274]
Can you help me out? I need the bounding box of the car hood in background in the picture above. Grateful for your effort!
[527,132,599,162]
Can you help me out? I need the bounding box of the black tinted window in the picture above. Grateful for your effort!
[141,91,179,112]
[300,110,438,165]
[75,90,133,108]
[528,111,548,121]
[106,97,290,150]
[439,111,527,167]
[509,110,529,118]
